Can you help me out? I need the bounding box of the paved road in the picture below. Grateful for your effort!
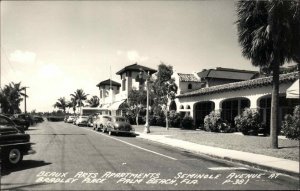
[0,121,299,190]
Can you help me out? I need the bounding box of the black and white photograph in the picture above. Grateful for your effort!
[0,0,299,190]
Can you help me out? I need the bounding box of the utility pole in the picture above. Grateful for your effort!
[24,87,29,113]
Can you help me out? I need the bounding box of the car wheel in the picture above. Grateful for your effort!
[7,148,23,165]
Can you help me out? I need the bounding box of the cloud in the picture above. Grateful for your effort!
[127,50,149,62]
[117,50,149,62]
[9,50,36,64]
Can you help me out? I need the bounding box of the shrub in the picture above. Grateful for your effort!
[169,111,181,128]
[156,115,166,127]
[47,116,64,122]
[281,105,300,140]
[234,108,262,136]
[204,111,233,133]
[181,116,194,129]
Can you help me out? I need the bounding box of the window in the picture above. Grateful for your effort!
[122,79,126,91]
[188,83,192,89]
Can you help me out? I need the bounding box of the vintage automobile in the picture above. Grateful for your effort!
[86,115,97,127]
[75,115,89,126]
[33,115,44,123]
[66,116,75,123]
[4,114,30,131]
[102,116,135,136]
[93,115,111,131]
[0,114,35,166]
[14,113,35,126]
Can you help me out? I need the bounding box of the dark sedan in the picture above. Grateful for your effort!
[0,114,35,166]
[102,116,135,136]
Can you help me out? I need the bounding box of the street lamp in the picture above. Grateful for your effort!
[139,69,151,133]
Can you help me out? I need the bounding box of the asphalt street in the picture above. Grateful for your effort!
[0,120,299,190]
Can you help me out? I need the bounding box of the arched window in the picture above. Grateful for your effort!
[188,83,192,89]
[180,105,184,109]
[186,105,191,109]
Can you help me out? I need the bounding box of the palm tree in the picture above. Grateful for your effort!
[0,82,27,114]
[236,1,300,148]
[70,89,89,114]
[68,98,77,114]
[86,96,100,107]
[53,97,68,113]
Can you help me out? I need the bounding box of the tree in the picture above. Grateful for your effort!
[68,98,77,114]
[153,63,178,129]
[86,96,100,107]
[0,82,27,114]
[236,0,300,148]
[127,89,147,125]
[53,97,68,113]
[70,89,89,114]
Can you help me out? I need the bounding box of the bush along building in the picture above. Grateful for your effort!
[173,68,299,133]
[96,63,156,116]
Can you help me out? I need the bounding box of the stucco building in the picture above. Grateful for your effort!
[96,63,156,116]
[175,71,299,129]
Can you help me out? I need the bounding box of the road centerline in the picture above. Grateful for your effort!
[83,127,177,161]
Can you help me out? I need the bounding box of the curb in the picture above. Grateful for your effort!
[135,133,299,178]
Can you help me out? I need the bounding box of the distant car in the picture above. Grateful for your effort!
[73,116,79,125]
[0,114,35,165]
[66,116,76,123]
[33,116,44,123]
[86,115,97,127]
[75,115,89,126]
[93,115,111,131]
[14,113,35,126]
[102,116,135,136]
[64,116,69,123]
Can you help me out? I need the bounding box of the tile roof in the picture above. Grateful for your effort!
[197,67,258,81]
[96,79,121,87]
[116,63,157,75]
[177,72,298,98]
[177,73,201,82]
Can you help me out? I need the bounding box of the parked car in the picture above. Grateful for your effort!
[64,115,69,123]
[33,115,44,123]
[102,116,135,136]
[65,116,75,123]
[14,113,35,126]
[93,115,111,131]
[3,114,30,131]
[73,116,79,125]
[86,115,97,127]
[75,115,89,126]
[0,114,35,166]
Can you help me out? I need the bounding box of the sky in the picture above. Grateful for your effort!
[1,0,259,112]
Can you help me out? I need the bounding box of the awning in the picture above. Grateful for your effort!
[109,100,126,110]
[286,79,299,99]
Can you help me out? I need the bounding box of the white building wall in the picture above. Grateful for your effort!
[176,81,294,118]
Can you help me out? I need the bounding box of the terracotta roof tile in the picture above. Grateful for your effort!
[177,73,201,82]
[177,72,298,98]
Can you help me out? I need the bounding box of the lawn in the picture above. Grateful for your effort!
[134,125,299,161]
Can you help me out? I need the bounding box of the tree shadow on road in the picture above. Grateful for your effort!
[1,160,51,176]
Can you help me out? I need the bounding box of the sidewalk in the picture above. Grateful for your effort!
[133,125,299,177]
